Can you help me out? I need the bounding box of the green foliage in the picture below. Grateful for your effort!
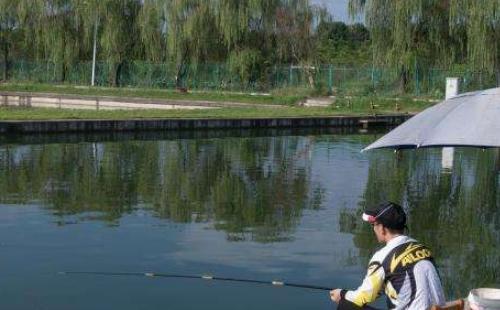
[0,0,325,88]
[228,49,263,88]
[316,21,371,65]
[0,0,18,80]
[350,0,500,89]
[350,0,456,91]
[137,0,164,62]
[449,0,500,73]
[1,0,499,94]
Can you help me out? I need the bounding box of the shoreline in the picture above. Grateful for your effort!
[0,114,412,134]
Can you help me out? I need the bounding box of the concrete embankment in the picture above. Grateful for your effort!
[0,91,280,110]
[0,115,412,134]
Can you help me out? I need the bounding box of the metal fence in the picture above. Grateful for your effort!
[1,61,499,97]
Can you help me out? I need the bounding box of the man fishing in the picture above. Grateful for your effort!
[330,201,446,309]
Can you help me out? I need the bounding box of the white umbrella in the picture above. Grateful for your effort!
[363,87,500,151]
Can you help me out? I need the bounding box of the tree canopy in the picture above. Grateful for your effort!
[0,0,367,84]
[0,0,498,92]
[349,0,500,89]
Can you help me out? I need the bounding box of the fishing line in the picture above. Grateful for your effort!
[59,271,333,291]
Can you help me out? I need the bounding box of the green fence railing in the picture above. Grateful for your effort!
[1,61,499,97]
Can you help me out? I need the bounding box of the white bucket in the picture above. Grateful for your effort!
[468,288,500,310]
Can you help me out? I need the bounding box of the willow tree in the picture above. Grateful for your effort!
[207,0,270,87]
[211,0,288,56]
[349,0,455,91]
[275,0,320,88]
[449,0,500,80]
[137,0,165,63]
[0,0,18,80]
[209,0,319,88]
[137,0,219,88]
[43,0,82,82]
[100,0,141,86]
[74,0,106,84]
[16,0,45,61]
[74,0,142,86]
[16,0,83,82]
[168,0,218,87]
[274,0,317,64]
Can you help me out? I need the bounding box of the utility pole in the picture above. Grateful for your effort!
[442,78,460,171]
[91,18,98,86]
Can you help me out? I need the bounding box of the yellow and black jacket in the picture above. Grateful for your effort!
[340,235,445,309]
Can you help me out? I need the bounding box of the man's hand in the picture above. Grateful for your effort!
[330,288,342,303]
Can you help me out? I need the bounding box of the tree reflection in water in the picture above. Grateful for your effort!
[0,133,498,299]
[0,133,324,243]
[340,148,500,299]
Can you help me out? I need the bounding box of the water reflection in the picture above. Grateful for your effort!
[341,147,500,298]
[0,131,498,302]
[0,131,338,242]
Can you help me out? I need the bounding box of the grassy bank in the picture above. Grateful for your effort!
[0,106,340,120]
[0,82,437,120]
[0,99,433,120]
[0,83,307,106]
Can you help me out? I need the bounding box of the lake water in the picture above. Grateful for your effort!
[0,129,498,309]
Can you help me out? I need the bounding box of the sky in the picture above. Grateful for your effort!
[312,0,359,23]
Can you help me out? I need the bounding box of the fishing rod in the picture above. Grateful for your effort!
[59,271,333,292]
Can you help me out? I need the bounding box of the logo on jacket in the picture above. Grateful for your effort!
[390,243,432,272]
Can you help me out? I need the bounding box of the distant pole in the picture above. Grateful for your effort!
[91,18,98,87]
[371,48,375,88]
[442,77,460,170]
[414,57,419,96]
[445,77,459,100]
[328,65,333,95]
[441,147,454,171]
[274,65,277,88]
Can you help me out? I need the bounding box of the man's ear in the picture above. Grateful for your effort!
[381,226,389,237]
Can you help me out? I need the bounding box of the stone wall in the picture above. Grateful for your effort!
[0,115,412,134]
